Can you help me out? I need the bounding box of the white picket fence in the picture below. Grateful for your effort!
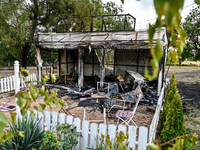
[28,110,149,150]
[149,87,164,143]
[0,73,37,93]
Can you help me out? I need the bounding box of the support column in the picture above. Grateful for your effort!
[100,47,105,88]
[14,61,22,120]
[78,48,84,89]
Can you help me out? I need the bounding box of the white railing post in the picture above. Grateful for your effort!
[14,60,22,120]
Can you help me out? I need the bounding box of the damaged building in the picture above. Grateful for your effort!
[37,14,168,97]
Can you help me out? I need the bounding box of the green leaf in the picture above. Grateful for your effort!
[51,74,56,83]
[154,39,163,62]
[10,112,16,124]
[39,104,46,112]
[195,0,200,4]
[42,75,49,84]
[148,24,156,45]
[147,143,159,150]
[34,106,38,110]
[17,96,26,109]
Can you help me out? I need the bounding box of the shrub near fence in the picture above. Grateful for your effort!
[29,110,149,150]
[0,73,37,93]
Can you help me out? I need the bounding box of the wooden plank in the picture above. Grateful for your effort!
[74,118,81,150]
[138,126,148,150]
[66,115,73,126]
[7,77,10,92]
[0,78,3,93]
[90,123,98,149]
[108,124,117,141]
[59,113,66,140]
[118,125,126,135]
[82,120,89,149]
[4,78,7,92]
[45,111,51,130]
[52,111,58,132]
[12,75,15,89]
[38,111,44,132]
[99,123,107,144]
[9,76,13,90]
[128,126,137,149]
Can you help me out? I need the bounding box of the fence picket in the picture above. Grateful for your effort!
[33,110,38,119]
[59,113,66,140]
[138,126,148,150]
[52,111,58,131]
[128,126,137,149]
[67,115,73,125]
[12,75,15,89]
[9,76,13,90]
[45,111,51,130]
[74,118,81,150]
[90,123,98,149]
[108,124,116,141]
[99,123,107,144]
[4,78,7,92]
[0,78,3,93]
[118,125,126,135]
[82,120,89,149]
[7,77,10,92]
[38,112,44,132]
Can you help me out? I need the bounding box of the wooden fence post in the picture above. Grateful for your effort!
[14,60,22,120]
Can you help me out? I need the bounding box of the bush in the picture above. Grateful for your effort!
[39,123,80,150]
[160,91,185,149]
[160,74,177,131]
[0,116,44,150]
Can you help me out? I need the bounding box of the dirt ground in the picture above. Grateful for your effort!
[1,64,200,146]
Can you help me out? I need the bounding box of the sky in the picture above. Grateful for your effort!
[102,0,198,30]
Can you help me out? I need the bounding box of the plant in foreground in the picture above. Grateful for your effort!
[0,116,44,150]
[39,123,80,150]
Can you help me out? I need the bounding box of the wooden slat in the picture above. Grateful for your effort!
[99,123,107,144]
[128,126,137,149]
[90,123,98,149]
[118,125,126,135]
[38,111,44,132]
[33,110,38,119]
[12,75,15,89]
[52,111,58,131]
[0,78,3,93]
[74,118,81,150]
[59,113,66,140]
[138,126,148,150]
[67,115,73,125]
[108,124,117,141]
[82,120,89,149]
[9,76,13,90]
[4,78,7,92]
[45,111,51,130]
[7,77,10,92]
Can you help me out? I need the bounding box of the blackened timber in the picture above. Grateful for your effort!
[100,47,105,88]
[78,49,84,88]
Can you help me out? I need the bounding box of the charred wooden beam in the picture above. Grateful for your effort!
[78,48,84,88]
[100,46,105,88]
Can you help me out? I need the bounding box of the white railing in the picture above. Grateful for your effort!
[0,73,37,93]
[28,110,149,150]
[149,87,165,143]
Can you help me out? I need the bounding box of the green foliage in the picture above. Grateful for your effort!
[160,92,186,149]
[148,134,198,150]
[39,130,62,150]
[182,6,200,60]
[39,123,80,150]
[160,74,177,131]
[0,116,44,150]
[94,132,131,150]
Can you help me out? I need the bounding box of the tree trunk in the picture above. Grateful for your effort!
[21,43,31,68]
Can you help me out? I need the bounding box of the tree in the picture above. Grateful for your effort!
[182,6,200,60]
[0,0,103,68]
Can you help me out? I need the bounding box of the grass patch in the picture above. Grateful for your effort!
[166,63,198,66]
[184,115,200,125]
